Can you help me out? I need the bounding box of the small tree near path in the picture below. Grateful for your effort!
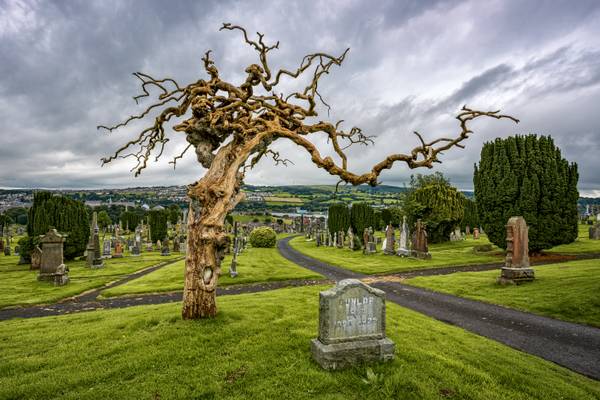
[99,23,518,319]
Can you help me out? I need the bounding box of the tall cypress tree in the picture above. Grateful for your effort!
[148,210,168,242]
[474,134,578,252]
[25,191,89,260]
[350,202,374,241]
[327,203,350,233]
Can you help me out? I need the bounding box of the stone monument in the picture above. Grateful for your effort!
[161,237,171,256]
[498,216,534,284]
[473,228,480,239]
[38,229,69,286]
[347,227,354,251]
[397,216,410,257]
[87,212,104,269]
[384,224,395,255]
[113,241,124,258]
[411,219,431,259]
[102,240,112,258]
[311,279,395,370]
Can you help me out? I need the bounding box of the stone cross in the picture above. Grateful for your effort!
[38,229,69,286]
[311,279,395,370]
[499,216,534,284]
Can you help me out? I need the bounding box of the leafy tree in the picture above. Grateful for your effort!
[474,135,578,252]
[168,204,181,225]
[97,211,112,230]
[4,207,28,225]
[328,203,350,233]
[25,191,89,260]
[148,210,168,242]
[403,173,464,243]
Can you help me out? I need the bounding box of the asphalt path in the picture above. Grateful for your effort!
[277,236,600,380]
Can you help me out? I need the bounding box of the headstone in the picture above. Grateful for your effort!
[498,216,534,284]
[347,227,354,251]
[113,241,124,258]
[161,237,171,256]
[384,224,395,255]
[411,219,431,259]
[311,279,395,370]
[473,228,480,240]
[14,245,20,256]
[102,240,112,258]
[397,216,410,257]
[337,231,344,248]
[38,229,69,286]
[589,224,600,240]
[30,246,42,270]
[87,212,104,268]
[173,235,180,252]
[465,225,471,236]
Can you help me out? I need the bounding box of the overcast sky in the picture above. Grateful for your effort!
[1,0,599,195]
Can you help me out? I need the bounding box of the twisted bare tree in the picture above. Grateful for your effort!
[99,23,518,319]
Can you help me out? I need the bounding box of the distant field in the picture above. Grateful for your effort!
[264,196,303,203]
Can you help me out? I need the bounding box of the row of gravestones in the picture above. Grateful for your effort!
[311,216,534,370]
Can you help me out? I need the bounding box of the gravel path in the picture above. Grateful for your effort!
[278,236,600,380]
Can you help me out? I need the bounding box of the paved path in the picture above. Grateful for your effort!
[278,236,600,381]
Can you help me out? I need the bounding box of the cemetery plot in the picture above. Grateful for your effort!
[102,246,323,298]
[0,252,181,309]
[0,286,598,399]
[288,235,502,275]
[405,259,600,327]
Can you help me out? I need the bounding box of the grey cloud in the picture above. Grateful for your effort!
[1,0,599,193]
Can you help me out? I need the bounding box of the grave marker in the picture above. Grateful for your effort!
[311,279,395,370]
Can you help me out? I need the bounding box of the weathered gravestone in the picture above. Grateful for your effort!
[38,229,69,286]
[161,237,171,256]
[498,216,534,284]
[384,224,395,255]
[465,225,471,236]
[311,279,395,370]
[589,224,600,240]
[30,246,42,270]
[87,212,104,269]
[473,227,480,239]
[397,216,410,257]
[411,219,431,259]
[102,240,112,258]
[113,241,124,258]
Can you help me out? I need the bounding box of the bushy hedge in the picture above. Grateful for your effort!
[249,227,276,248]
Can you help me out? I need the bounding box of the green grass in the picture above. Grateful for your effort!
[288,235,502,275]
[546,224,600,254]
[0,286,598,399]
[406,259,600,327]
[0,252,182,309]
[102,246,323,298]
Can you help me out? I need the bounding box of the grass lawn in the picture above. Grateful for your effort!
[0,252,182,309]
[288,235,502,275]
[102,246,323,298]
[0,286,598,399]
[406,259,600,327]
[546,224,600,254]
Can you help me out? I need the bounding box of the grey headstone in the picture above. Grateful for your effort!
[311,279,395,370]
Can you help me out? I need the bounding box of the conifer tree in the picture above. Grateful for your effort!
[474,134,578,252]
[327,203,350,233]
[350,202,375,241]
[148,210,168,242]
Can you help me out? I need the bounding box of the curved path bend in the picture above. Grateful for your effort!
[278,236,600,381]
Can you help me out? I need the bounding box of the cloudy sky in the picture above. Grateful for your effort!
[1,0,599,195]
